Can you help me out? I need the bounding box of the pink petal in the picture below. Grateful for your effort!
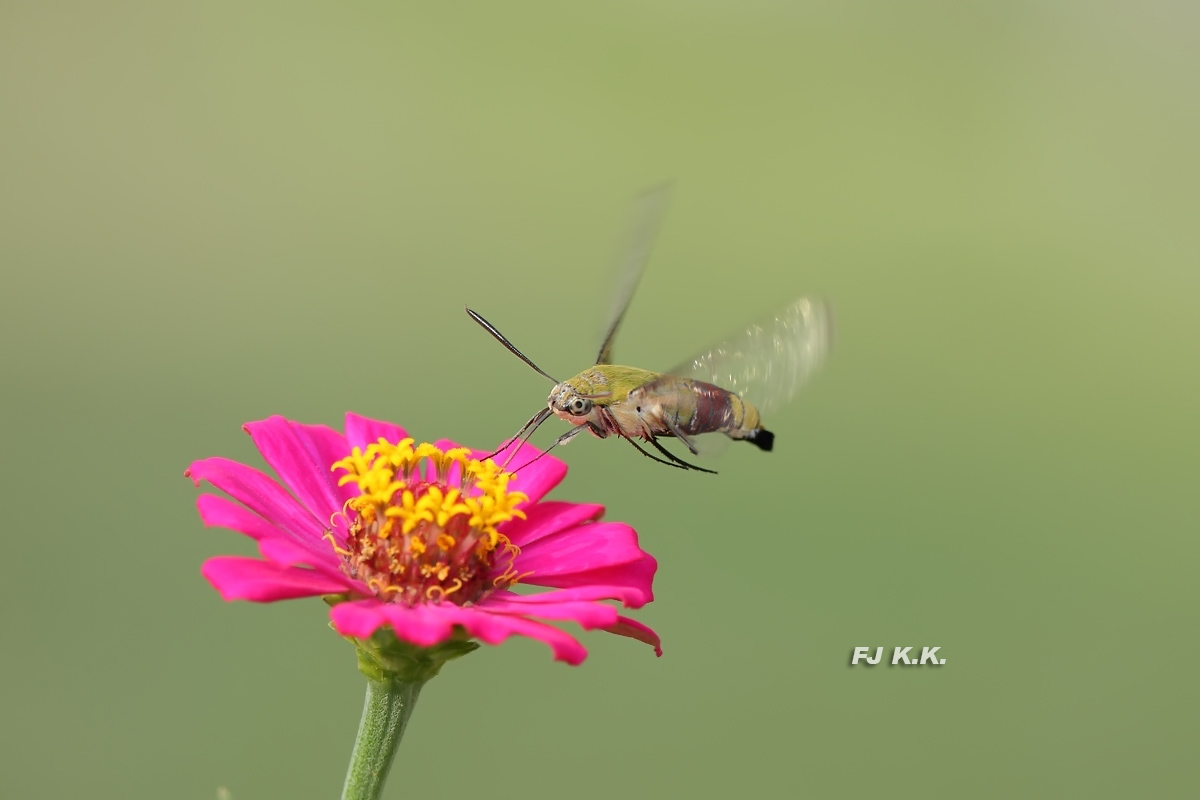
[603,616,663,657]
[516,521,654,584]
[432,437,566,506]
[344,413,409,451]
[186,457,330,560]
[330,601,462,647]
[500,500,605,548]
[197,494,350,579]
[328,599,393,639]
[477,596,620,629]
[510,517,658,602]
[328,601,588,664]
[197,493,348,553]
[196,494,286,542]
[202,556,351,602]
[243,417,352,518]
[256,538,370,594]
[292,421,358,508]
[463,613,588,665]
[521,557,657,605]
[390,604,484,647]
[486,585,647,607]
[435,605,588,665]
[492,438,568,505]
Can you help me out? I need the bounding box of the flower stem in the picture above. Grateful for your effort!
[341,676,424,800]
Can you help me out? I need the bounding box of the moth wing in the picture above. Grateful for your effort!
[665,296,832,416]
[595,184,673,365]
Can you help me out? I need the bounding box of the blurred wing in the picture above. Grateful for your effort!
[667,296,832,415]
[595,183,673,365]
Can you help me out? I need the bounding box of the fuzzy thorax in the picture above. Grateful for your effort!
[329,440,529,607]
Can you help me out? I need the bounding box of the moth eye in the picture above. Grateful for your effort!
[569,398,591,416]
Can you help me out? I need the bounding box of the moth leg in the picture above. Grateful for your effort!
[586,419,611,439]
[492,407,554,466]
[508,423,590,472]
[662,416,701,455]
[553,424,591,446]
[646,435,717,475]
[623,436,688,471]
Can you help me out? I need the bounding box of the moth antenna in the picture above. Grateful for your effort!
[466,307,559,383]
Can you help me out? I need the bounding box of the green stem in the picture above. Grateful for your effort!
[341,677,424,800]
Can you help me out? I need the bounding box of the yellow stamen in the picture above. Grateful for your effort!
[322,531,353,558]
[330,438,532,607]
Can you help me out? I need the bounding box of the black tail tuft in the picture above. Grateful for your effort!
[746,428,774,452]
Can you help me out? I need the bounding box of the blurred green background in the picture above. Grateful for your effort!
[2,1,1197,798]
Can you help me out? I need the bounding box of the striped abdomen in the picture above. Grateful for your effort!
[628,375,775,451]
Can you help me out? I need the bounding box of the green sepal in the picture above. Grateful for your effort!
[351,627,480,684]
[324,594,480,684]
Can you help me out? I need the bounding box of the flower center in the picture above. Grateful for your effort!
[329,439,529,607]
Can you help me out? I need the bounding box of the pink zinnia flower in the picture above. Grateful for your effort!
[186,413,661,664]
